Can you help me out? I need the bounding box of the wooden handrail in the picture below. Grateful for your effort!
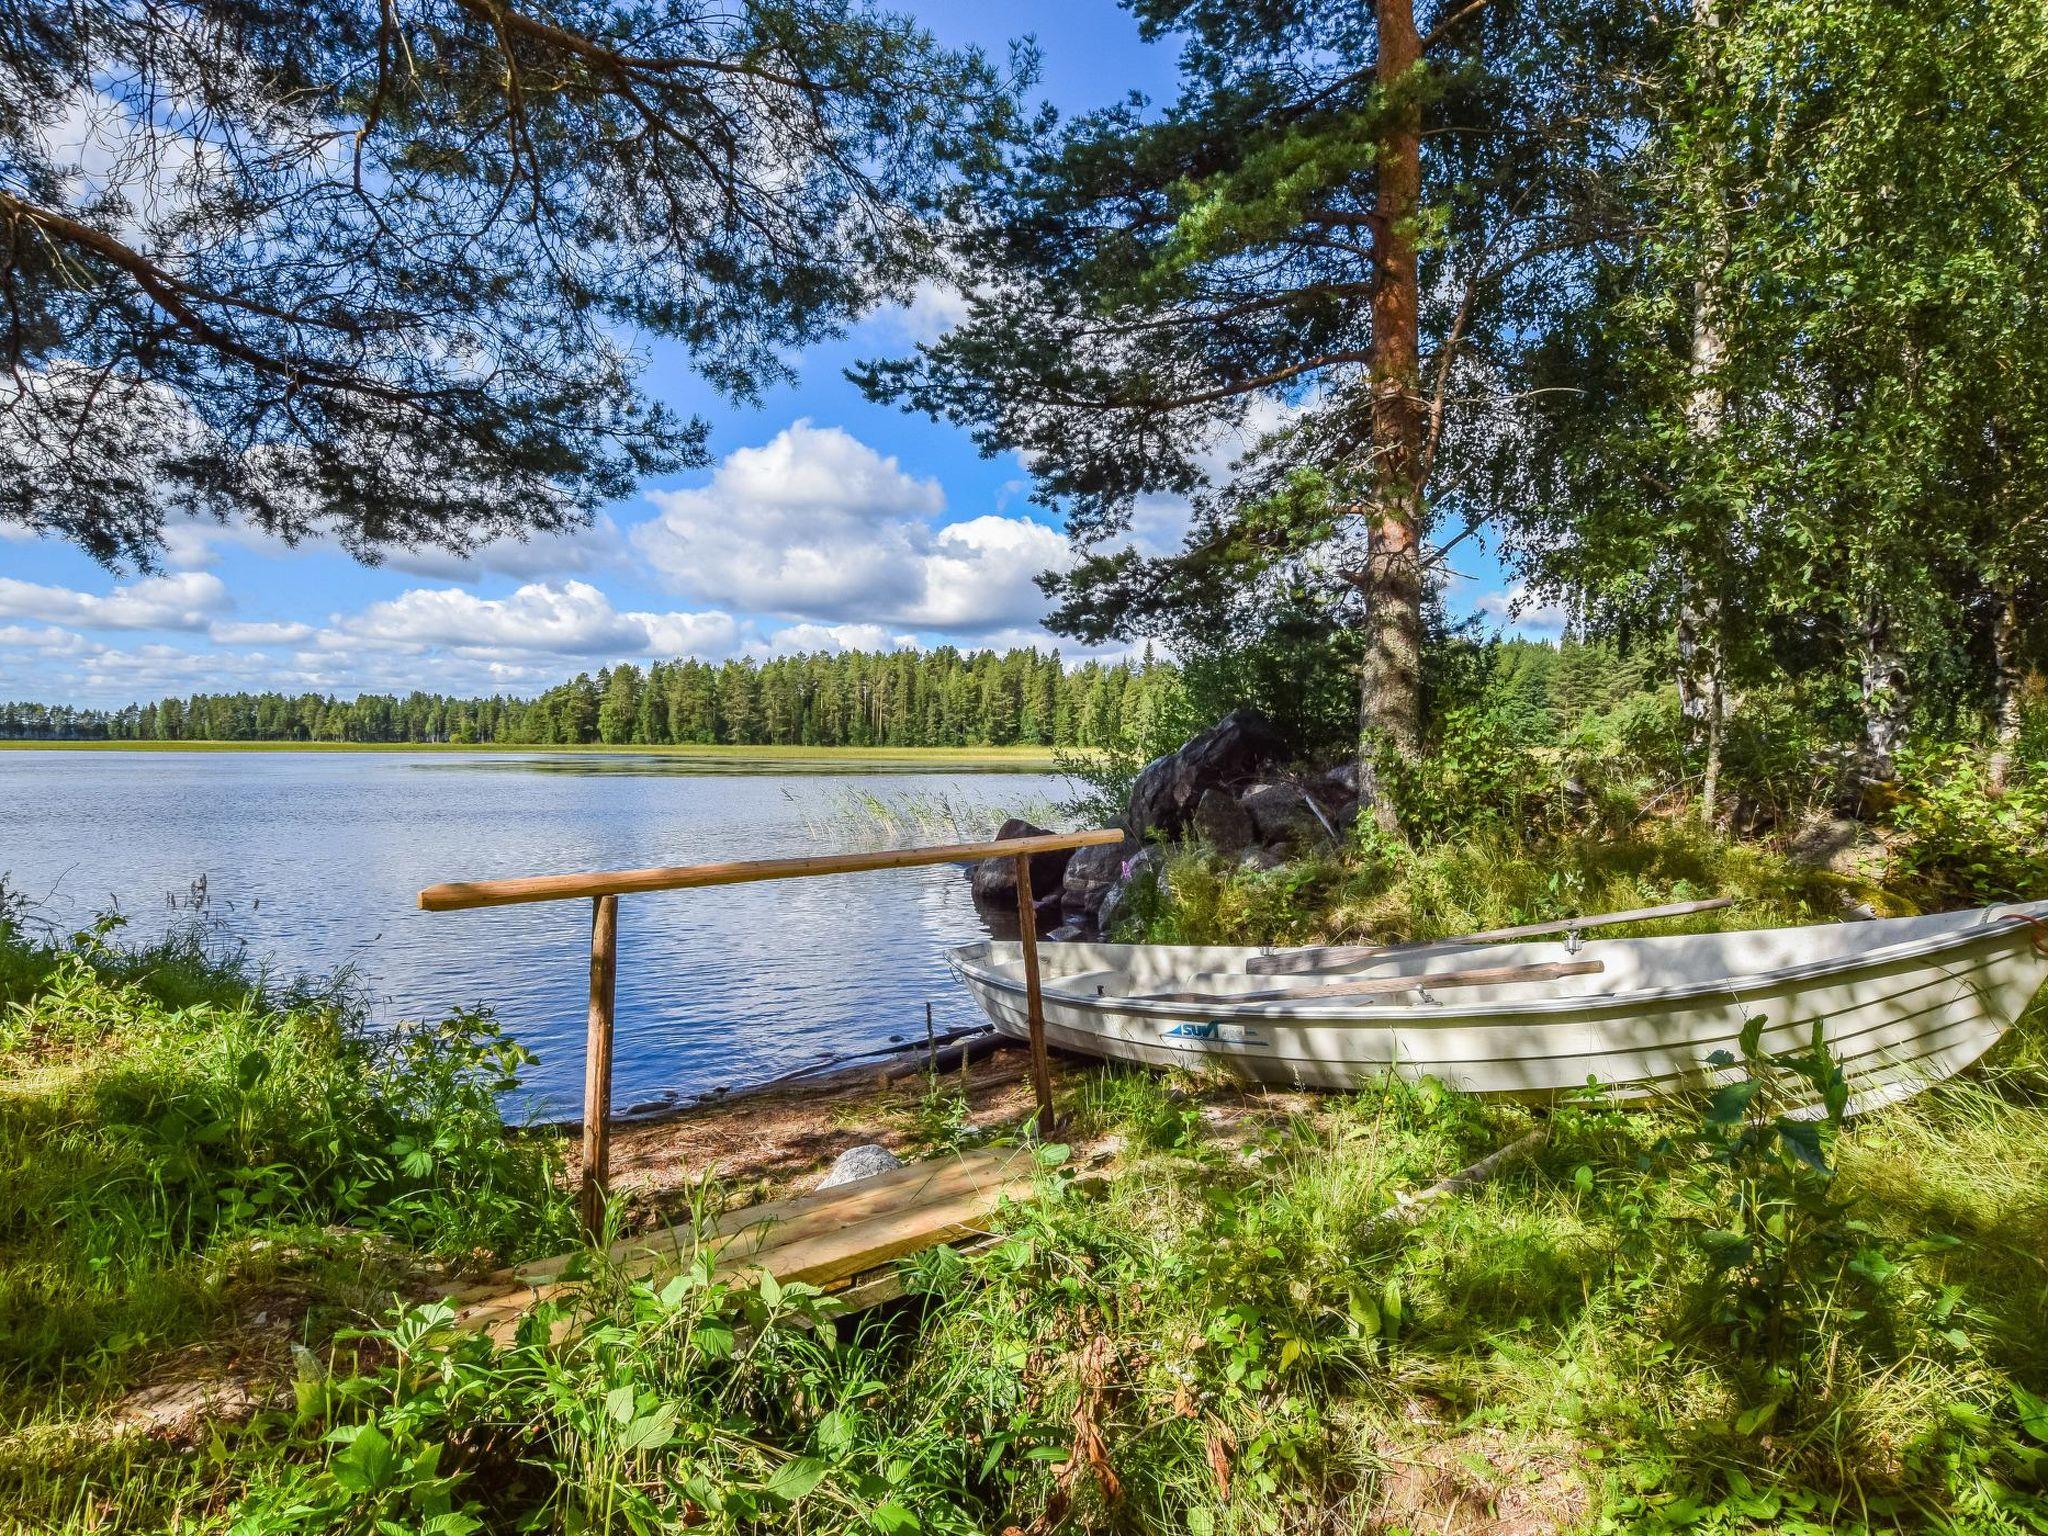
[419,826,1124,1235]
[418,828,1126,911]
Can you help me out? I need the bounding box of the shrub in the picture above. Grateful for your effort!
[1886,746,2048,905]
[0,919,573,1386]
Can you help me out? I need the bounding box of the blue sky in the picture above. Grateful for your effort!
[1,0,1544,710]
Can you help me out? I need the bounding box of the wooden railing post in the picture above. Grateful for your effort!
[1012,854,1056,1133]
[581,894,619,1238]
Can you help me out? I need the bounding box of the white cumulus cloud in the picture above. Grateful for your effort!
[334,580,740,661]
[634,421,1068,634]
[1474,586,1571,632]
[758,622,918,656]
[209,620,316,645]
[0,572,230,631]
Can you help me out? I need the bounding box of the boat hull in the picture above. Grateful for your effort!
[948,903,2048,1110]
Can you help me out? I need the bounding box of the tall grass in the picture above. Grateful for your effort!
[168,1019,2048,1535]
[0,902,573,1531]
[1117,819,1874,947]
[3,820,2046,1533]
[788,786,1068,847]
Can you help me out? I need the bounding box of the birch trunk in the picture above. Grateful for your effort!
[1855,602,1909,787]
[1990,587,2023,794]
[1679,0,1729,825]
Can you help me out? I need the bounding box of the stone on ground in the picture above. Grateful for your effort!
[817,1143,904,1189]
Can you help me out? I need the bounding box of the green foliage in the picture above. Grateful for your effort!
[4,0,1016,569]
[1127,814,1841,954]
[1380,702,1563,843]
[0,916,572,1392]
[1885,748,2048,906]
[1055,653,1195,825]
[1680,1018,1861,1378]
[1,648,1177,753]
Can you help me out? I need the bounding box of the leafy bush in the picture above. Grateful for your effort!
[1678,1018,1865,1384]
[0,916,572,1387]
[1886,746,2048,904]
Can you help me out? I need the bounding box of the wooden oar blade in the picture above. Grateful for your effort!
[1143,957,1604,1006]
[1244,897,1736,975]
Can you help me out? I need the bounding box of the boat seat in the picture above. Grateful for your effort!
[1044,969,1133,1000]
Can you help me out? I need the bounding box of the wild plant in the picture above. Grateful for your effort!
[1670,1017,1884,1418]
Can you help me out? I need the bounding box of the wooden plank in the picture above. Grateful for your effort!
[580,894,618,1237]
[419,828,1125,912]
[1013,852,1056,1132]
[726,1176,1036,1291]
[1245,897,1737,975]
[1141,957,1605,1005]
[445,1145,1027,1302]
[447,1147,1035,1338]
[462,1179,1037,1347]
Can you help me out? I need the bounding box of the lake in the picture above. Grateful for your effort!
[2,750,1064,1119]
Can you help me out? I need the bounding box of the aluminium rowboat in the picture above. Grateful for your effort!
[947,901,2048,1112]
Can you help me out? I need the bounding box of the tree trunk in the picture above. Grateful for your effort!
[1855,600,1909,788]
[1990,585,2023,794]
[1677,596,1726,821]
[1360,0,1427,835]
[1679,0,1730,827]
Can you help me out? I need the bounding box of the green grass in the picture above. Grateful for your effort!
[2,816,2045,1533]
[0,907,574,1532]
[1113,817,1889,949]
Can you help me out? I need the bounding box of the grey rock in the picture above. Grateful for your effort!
[1238,782,1328,849]
[1098,847,1166,938]
[817,1143,904,1190]
[1096,882,1131,939]
[1787,815,1866,874]
[1044,922,1093,943]
[1306,769,1361,829]
[1192,787,1255,853]
[1319,761,1363,800]
[1061,838,1133,925]
[1238,845,1287,872]
[969,817,1077,907]
[1128,710,1287,841]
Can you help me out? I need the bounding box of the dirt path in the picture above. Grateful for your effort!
[559,1042,1086,1220]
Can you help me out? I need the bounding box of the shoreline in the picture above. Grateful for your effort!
[0,739,1074,770]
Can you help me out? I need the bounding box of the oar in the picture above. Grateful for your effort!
[1244,896,1736,976]
[1142,957,1605,1005]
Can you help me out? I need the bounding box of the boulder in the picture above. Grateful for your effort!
[1044,922,1093,943]
[969,817,1077,907]
[1238,781,1329,849]
[1319,761,1363,800]
[1238,845,1286,872]
[1307,763,1363,828]
[1128,710,1287,841]
[817,1143,903,1190]
[1098,846,1166,939]
[1192,787,1256,853]
[1061,838,1132,927]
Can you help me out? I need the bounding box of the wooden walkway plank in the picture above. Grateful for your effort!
[446,1145,1040,1345]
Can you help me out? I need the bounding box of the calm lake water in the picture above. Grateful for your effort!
[2,751,1063,1119]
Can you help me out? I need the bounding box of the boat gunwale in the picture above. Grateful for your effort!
[946,901,2048,1028]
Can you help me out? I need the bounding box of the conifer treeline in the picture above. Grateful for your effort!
[1,647,1178,748]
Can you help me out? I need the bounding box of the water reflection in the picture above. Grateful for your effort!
[3,751,1060,1119]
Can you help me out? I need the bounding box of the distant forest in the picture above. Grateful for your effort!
[0,647,1180,749]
